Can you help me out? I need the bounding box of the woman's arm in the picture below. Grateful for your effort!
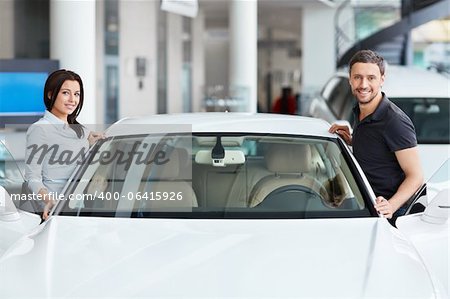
[24,125,48,194]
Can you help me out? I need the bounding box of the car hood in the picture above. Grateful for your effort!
[0,216,438,298]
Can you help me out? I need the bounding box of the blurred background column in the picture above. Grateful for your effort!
[167,13,183,113]
[301,4,335,108]
[229,0,257,113]
[50,0,96,124]
[0,0,14,59]
[192,8,205,113]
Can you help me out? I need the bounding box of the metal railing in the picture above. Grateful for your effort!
[335,0,402,66]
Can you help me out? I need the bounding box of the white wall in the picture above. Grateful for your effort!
[119,0,157,118]
[0,0,14,59]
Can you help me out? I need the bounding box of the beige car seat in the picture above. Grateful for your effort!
[138,147,198,211]
[248,143,329,208]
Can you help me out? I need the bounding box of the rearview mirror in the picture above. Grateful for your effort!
[195,150,245,167]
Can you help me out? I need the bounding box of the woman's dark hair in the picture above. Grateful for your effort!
[348,50,386,76]
[44,69,85,138]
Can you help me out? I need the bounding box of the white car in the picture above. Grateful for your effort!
[0,113,448,298]
[308,65,450,180]
[0,130,26,195]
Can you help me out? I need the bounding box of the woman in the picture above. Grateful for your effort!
[25,69,103,220]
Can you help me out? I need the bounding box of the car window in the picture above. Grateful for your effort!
[59,134,372,219]
[391,98,450,144]
[321,77,341,101]
[327,78,352,118]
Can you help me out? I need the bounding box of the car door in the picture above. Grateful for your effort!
[0,140,42,257]
[396,159,449,296]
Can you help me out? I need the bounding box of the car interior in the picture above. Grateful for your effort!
[61,134,369,218]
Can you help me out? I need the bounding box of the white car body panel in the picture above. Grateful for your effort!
[0,216,442,298]
[0,210,41,256]
[0,113,448,298]
[397,214,449,295]
[109,113,336,138]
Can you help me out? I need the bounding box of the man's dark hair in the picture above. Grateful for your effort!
[348,50,385,75]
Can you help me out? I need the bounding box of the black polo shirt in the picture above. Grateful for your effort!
[352,93,417,199]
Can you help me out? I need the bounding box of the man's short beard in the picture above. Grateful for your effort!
[353,90,378,105]
[357,95,376,105]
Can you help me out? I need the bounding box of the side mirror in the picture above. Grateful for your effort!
[0,186,20,221]
[421,189,449,224]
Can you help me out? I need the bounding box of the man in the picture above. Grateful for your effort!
[329,50,423,220]
[272,86,297,115]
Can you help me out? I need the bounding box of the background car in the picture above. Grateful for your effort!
[0,113,448,298]
[307,65,450,179]
[0,131,26,196]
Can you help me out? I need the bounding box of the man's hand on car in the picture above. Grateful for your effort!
[329,124,352,145]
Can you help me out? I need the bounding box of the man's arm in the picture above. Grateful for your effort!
[375,146,424,218]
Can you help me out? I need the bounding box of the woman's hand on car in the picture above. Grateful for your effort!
[38,188,54,220]
[42,200,55,220]
[88,131,106,146]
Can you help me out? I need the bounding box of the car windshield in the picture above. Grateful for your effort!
[59,134,372,219]
[388,98,449,144]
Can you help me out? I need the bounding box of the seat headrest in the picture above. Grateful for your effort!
[151,147,188,179]
[265,144,312,173]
